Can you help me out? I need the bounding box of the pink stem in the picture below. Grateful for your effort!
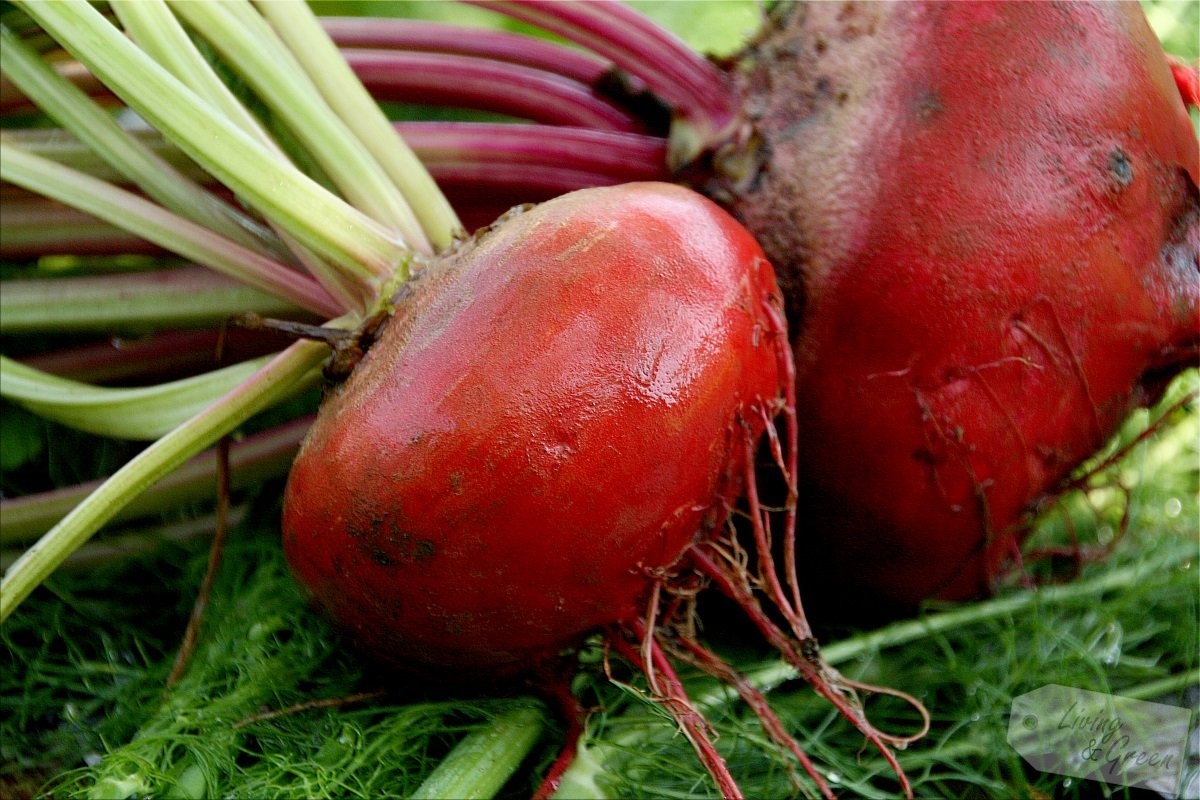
[3,48,645,132]
[345,49,645,132]
[323,17,612,85]
[397,122,668,182]
[435,162,643,195]
[466,0,738,133]
[1,193,165,257]
[0,59,106,113]
[4,173,341,317]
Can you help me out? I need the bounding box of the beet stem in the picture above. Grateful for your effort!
[430,162,647,196]
[344,49,646,132]
[396,122,669,183]
[1,126,670,241]
[323,16,611,85]
[466,0,737,134]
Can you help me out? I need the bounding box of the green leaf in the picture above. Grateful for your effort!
[627,0,762,56]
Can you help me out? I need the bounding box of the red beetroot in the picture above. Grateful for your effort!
[281,182,783,678]
[283,183,931,797]
[719,1,1199,604]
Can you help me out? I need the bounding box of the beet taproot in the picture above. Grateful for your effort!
[718,1,1199,605]
[281,182,784,678]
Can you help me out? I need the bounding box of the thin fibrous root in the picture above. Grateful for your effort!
[610,620,744,800]
[690,544,925,799]
[999,389,1196,588]
[671,635,835,800]
[761,298,805,627]
[605,292,929,796]
[165,436,231,688]
[1056,391,1195,497]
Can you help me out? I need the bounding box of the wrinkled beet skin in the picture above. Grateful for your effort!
[728,2,1199,605]
[283,183,782,677]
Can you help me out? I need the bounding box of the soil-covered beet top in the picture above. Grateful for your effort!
[726,1,1199,604]
[283,182,782,678]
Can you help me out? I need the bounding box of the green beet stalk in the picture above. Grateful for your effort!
[0,23,278,259]
[171,0,430,257]
[0,146,342,318]
[0,339,328,622]
[412,704,546,799]
[16,0,406,290]
[256,0,462,252]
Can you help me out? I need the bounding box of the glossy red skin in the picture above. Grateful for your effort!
[730,2,1199,605]
[283,182,782,677]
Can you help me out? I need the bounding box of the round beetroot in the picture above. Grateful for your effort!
[723,1,1199,604]
[281,182,783,678]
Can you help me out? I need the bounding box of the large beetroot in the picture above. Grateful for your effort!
[282,182,782,677]
[283,182,800,797]
[722,1,1200,604]
[282,182,928,797]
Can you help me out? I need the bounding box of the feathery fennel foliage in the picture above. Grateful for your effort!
[3,371,1195,799]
